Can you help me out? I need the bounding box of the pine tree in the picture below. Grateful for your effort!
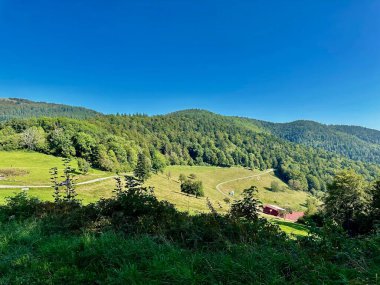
[230,186,262,221]
[62,158,78,202]
[134,153,151,182]
[114,176,123,195]
[50,167,61,203]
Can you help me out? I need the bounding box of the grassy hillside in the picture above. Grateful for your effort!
[0,151,110,185]
[0,98,101,121]
[0,152,310,237]
[0,152,308,211]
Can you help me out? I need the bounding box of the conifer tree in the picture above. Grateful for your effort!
[50,167,61,203]
[230,186,262,221]
[134,153,151,182]
[62,158,78,202]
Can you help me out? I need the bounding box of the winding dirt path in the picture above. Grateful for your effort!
[0,176,117,189]
[215,169,274,197]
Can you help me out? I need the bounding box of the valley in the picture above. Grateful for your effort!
[0,99,379,283]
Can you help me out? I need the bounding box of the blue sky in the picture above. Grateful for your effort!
[0,1,379,129]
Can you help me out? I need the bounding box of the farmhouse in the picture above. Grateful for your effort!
[263,204,286,217]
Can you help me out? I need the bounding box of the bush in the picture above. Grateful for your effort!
[2,191,42,220]
[77,158,90,174]
[270,181,282,192]
[180,179,204,198]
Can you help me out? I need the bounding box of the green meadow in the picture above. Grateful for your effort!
[0,151,310,236]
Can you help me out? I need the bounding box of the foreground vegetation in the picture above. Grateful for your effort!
[0,175,379,284]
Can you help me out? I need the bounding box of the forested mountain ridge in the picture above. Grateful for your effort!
[255,119,380,164]
[3,97,380,164]
[1,109,380,195]
[182,113,380,165]
[331,124,380,144]
[0,98,101,121]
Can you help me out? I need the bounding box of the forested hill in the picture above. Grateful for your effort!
[1,109,380,195]
[254,120,380,165]
[2,98,380,168]
[0,98,101,121]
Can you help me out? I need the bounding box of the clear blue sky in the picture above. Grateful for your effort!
[0,1,379,129]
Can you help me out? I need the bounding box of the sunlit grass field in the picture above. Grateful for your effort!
[0,151,310,236]
[0,151,110,185]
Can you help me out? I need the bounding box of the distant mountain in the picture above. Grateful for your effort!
[253,119,380,165]
[331,125,380,144]
[1,98,380,167]
[0,98,101,121]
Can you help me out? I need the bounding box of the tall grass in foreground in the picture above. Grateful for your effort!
[0,178,379,284]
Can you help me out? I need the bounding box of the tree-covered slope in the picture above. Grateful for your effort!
[331,124,380,144]
[253,119,380,165]
[0,98,101,121]
[3,97,380,166]
[1,110,379,194]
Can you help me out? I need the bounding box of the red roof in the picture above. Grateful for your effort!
[283,212,304,222]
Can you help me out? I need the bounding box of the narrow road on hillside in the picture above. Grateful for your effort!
[216,169,274,197]
[0,176,117,189]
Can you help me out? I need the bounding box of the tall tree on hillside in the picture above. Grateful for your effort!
[62,158,78,202]
[134,153,152,182]
[151,150,166,174]
[230,186,262,221]
[50,167,61,203]
[324,170,369,230]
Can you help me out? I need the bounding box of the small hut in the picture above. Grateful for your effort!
[263,204,286,217]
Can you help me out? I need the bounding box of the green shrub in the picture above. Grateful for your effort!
[180,179,204,198]
[2,191,41,220]
[77,158,90,174]
[270,181,282,192]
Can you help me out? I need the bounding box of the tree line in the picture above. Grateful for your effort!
[1,110,380,194]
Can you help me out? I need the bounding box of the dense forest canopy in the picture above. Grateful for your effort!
[2,98,380,166]
[1,107,380,194]
[0,98,101,121]
[255,119,380,165]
